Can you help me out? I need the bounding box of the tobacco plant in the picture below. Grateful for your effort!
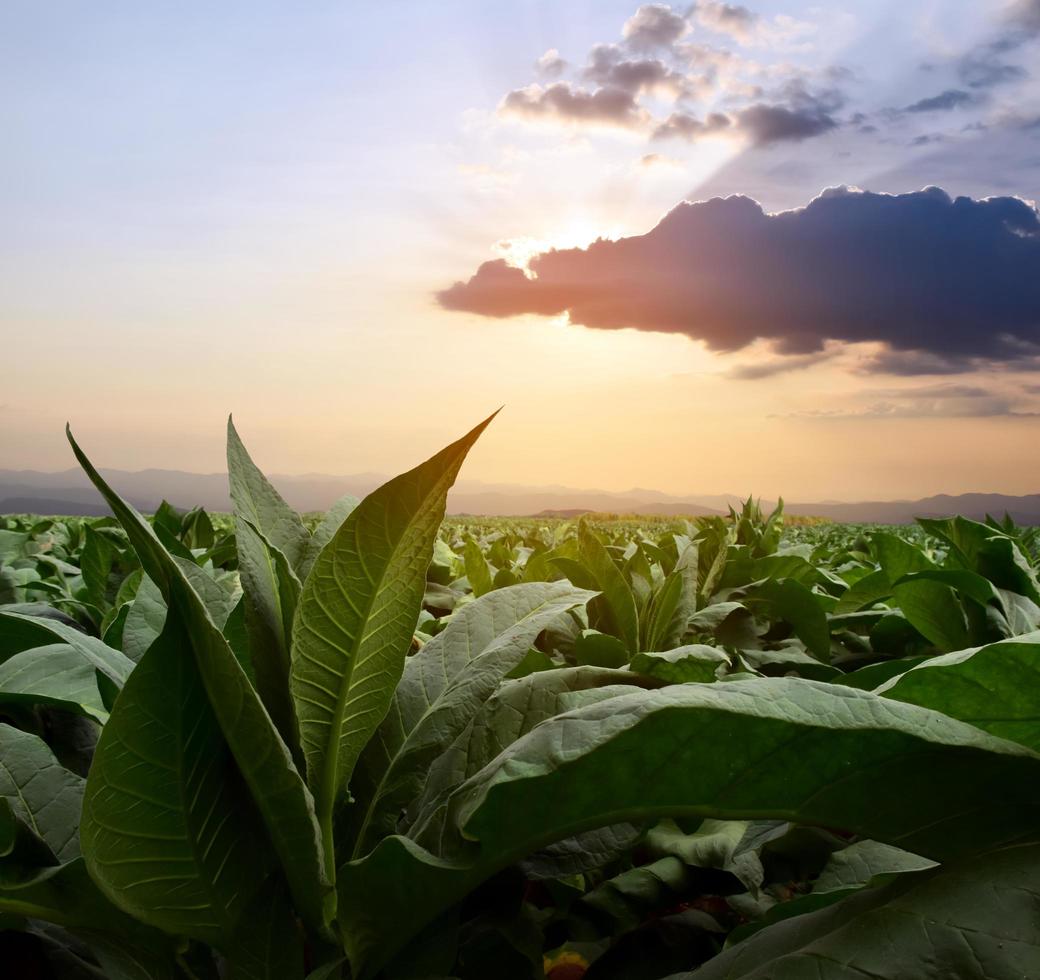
[2,415,1040,978]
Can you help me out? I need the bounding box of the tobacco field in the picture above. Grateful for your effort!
[1,414,1040,979]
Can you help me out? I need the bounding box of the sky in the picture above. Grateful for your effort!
[2,0,1039,500]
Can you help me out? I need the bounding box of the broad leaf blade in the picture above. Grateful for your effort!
[0,724,84,862]
[66,426,330,935]
[341,679,1040,976]
[290,412,496,874]
[227,416,310,572]
[878,631,1040,750]
[80,616,270,944]
[347,581,595,856]
[673,841,1040,980]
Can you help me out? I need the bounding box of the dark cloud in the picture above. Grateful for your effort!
[499,82,646,129]
[622,4,689,50]
[437,187,1040,375]
[735,102,839,144]
[653,110,732,141]
[904,89,979,113]
[653,81,842,146]
[857,350,982,375]
[955,0,1039,89]
[727,349,838,379]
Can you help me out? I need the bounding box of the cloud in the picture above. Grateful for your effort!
[622,4,689,50]
[903,89,980,113]
[499,82,647,130]
[954,0,1040,90]
[535,48,567,79]
[491,3,847,146]
[437,186,1040,375]
[727,349,838,379]
[654,80,843,146]
[584,44,693,98]
[691,1,758,42]
[653,110,732,141]
[784,383,1040,418]
[734,101,838,144]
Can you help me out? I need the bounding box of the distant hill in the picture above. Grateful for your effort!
[1,468,1037,524]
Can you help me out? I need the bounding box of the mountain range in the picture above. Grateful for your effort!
[2,468,1039,524]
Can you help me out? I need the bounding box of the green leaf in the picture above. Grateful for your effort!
[580,854,691,931]
[878,631,1040,751]
[407,666,651,845]
[341,678,1040,977]
[122,560,237,664]
[80,525,120,610]
[298,495,361,583]
[577,520,639,654]
[630,645,728,684]
[290,411,496,881]
[347,581,594,857]
[0,643,113,722]
[676,841,1040,980]
[833,568,892,614]
[80,616,273,944]
[0,858,177,953]
[463,537,495,598]
[748,579,830,660]
[0,725,84,862]
[572,630,629,668]
[227,416,311,573]
[0,610,133,689]
[892,579,971,651]
[812,839,937,894]
[224,880,305,980]
[521,822,645,880]
[67,426,330,936]
[235,518,304,755]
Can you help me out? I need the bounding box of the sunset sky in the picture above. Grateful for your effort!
[3,1,1040,500]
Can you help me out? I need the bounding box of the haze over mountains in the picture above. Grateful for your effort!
[2,468,1039,525]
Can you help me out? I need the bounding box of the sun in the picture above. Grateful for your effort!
[493,217,626,276]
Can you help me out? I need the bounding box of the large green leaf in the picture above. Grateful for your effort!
[918,516,1040,603]
[0,724,85,862]
[341,678,1040,976]
[672,840,1040,979]
[0,643,112,722]
[408,666,652,846]
[227,416,311,573]
[80,615,271,944]
[878,631,1040,750]
[0,610,133,688]
[289,412,495,879]
[346,581,595,857]
[67,427,330,935]
[227,419,313,750]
